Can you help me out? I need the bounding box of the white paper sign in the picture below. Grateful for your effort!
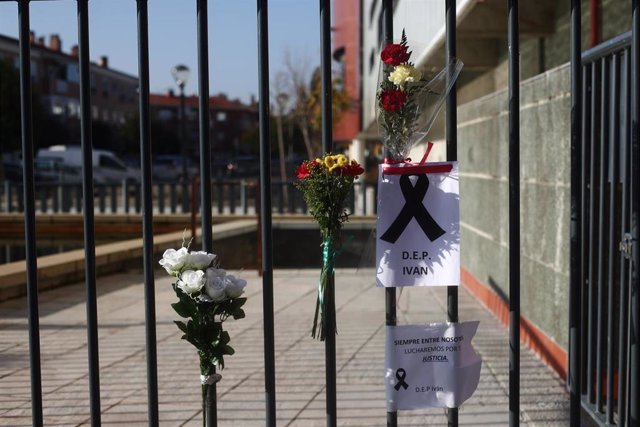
[385,322,482,410]
[376,162,460,287]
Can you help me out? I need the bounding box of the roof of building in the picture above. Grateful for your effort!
[0,33,138,82]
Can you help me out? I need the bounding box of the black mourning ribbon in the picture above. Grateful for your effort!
[394,368,409,391]
[380,174,445,244]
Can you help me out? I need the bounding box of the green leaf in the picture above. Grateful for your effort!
[185,335,199,348]
[171,301,191,318]
[220,331,231,345]
[174,320,188,334]
[223,345,235,355]
[232,309,245,320]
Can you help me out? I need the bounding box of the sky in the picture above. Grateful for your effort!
[0,0,321,104]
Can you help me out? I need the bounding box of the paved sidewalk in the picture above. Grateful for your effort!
[0,268,569,426]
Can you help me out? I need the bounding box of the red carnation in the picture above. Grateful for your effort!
[296,162,312,179]
[380,89,407,112]
[381,43,410,65]
[343,160,364,177]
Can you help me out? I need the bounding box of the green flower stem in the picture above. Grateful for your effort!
[313,231,339,341]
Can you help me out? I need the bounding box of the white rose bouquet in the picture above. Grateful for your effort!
[160,244,246,425]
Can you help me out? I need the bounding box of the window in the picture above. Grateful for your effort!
[216,112,227,122]
[102,78,109,98]
[369,49,376,72]
[377,10,384,47]
[158,109,173,120]
[369,0,379,26]
[67,64,79,83]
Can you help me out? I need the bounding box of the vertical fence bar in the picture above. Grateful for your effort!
[445,1,459,425]
[217,182,224,214]
[382,1,396,426]
[171,183,177,213]
[196,1,216,424]
[159,183,165,213]
[4,181,11,212]
[595,56,610,413]
[629,0,639,423]
[109,184,116,213]
[508,1,520,425]
[580,63,592,399]
[587,60,600,405]
[74,185,81,213]
[569,0,583,421]
[77,0,101,424]
[17,1,43,425]
[257,1,276,426]
[39,187,47,213]
[617,46,631,427]
[605,52,620,425]
[136,1,159,424]
[319,1,336,425]
[198,0,213,252]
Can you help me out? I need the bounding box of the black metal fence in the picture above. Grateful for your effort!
[572,29,640,426]
[3,0,639,426]
[0,179,378,215]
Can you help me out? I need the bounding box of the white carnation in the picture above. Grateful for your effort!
[388,64,422,87]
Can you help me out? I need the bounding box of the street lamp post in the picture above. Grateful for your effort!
[171,64,190,182]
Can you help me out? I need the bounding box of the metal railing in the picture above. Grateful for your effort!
[571,28,640,426]
[0,179,378,215]
[4,0,639,426]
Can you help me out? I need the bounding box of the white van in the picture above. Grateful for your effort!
[37,145,139,184]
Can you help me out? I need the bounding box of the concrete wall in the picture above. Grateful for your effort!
[458,63,571,349]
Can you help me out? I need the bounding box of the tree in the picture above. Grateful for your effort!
[120,112,180,157]
[0,58,68,179]
[280,53,351,160]
[0,59,21,156]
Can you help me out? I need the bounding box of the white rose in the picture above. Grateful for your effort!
[224,275,246,298]
[388,64,422,87]
[159,247,189,275]
[204,268,228,302]
[177,269,206,295]
[187,251,216,270]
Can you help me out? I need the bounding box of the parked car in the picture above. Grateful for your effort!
[37,145,139,184]
[34,157,83,183]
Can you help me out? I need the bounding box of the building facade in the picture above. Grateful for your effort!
[149,91,258,160]
[0,32,138,129]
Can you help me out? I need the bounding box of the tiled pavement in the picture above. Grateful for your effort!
[0,268,569,426]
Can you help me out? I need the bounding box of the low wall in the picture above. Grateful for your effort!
[0,219,257,302]
[0,217,376,302]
